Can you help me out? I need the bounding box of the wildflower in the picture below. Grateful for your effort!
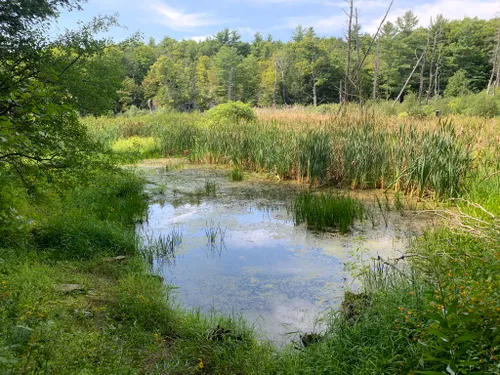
[409,291,414,296]
[198,358,204,369]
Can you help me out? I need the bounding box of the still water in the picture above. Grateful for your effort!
[137,161,430,345]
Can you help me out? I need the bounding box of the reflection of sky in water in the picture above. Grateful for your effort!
[137,165,429,345]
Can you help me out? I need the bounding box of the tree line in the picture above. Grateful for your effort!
[48,10,498,115]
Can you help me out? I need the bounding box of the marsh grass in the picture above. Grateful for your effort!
[293,191,365,233]
[230,167,243,181]
[84,111,478,199]
[141,227,182,268]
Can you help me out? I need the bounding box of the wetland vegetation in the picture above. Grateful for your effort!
[1,1,499,374]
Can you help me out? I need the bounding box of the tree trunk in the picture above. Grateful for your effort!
[355,8,362,104]
[228,67,234,101]
[312,75,318,106]
[418,23,431,106]
[393,51,425,107]
[281,71,287,105]
[344,0,354,104]
[426,22,441,104]
[434,46,443,96]
[494,63,500,96]
[487,28,500,95]
[273,59,278,108]
[373,38,380,101]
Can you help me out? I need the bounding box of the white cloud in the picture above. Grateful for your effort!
[190,35,211,42]
[284,0,500,36]
[363,0,500,34]
[150,1,223,30]
[281,14,347,34]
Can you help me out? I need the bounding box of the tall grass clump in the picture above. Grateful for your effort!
[293,191,364,233]
[31,170,147,259]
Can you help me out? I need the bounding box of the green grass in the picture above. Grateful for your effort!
[112,136,161,159]
[293,191,365,233]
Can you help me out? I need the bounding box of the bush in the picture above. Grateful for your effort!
[204,101,256,123]
[464,93,499,118]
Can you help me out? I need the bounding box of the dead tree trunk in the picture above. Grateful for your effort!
[426,21,442,104]
[344,0,354,104]
[487,27,500,95]
[418,23,431,106]
[273,59,278,108]
[393,51,425,107]
[434,46,443,97]
[355,8,362,103]
[281,71,287,105]
[312,74,318,106]
[373,38,380,101]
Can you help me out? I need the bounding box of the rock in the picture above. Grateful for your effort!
[209,325,243,342]
[300,332,322,347]
[340,291,371,321]
[57,284,86,294]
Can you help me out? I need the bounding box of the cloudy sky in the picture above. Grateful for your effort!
[53,0,500,42]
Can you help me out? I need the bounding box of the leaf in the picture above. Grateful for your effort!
[455,332,481,343]
[427,328,449,342]
[446,363,456,375]
[416,371,445,375]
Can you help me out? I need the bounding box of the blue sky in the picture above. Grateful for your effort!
[53,0,500,42]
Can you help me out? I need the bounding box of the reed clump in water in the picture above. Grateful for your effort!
[293,191,365,233]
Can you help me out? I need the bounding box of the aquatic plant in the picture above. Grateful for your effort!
[205,221,226,245]
[230,167,243,182]
[293,191,365,233]
[204,179,217,196]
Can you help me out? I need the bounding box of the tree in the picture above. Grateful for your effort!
[1,1,107,189]
[444,69,471,97]
[214,46,243,102]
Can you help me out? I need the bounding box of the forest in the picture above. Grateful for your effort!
[36,10,500,115]
[1,1,499,374]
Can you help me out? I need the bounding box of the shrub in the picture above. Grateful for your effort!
[464,93,499,118]
[204,101,256,123]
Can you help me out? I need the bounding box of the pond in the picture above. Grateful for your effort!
[136,160,432,346]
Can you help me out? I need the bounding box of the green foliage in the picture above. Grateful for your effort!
[293,191,365,233]
[445,69,471,97]
[111,136,161,159]
[31,170,146,259]
[205,101,256,123]
[464,93,499,118]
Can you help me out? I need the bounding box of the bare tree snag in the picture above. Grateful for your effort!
[343,0,354,104]
[393,51,425,107]
[373,38,380,100]
[418,23,431,106]
[487,26,500,95]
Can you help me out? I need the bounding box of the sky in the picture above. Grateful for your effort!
[52,0,500,42]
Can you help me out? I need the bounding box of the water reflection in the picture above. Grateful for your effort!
[137,164,431,345]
